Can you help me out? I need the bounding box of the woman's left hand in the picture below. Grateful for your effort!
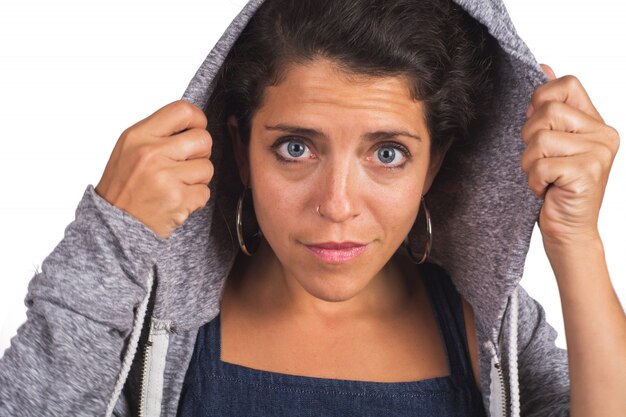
[520,63,620,247]
[522,67,626,417]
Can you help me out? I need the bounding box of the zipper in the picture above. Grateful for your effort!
[138,319,171,417]
[487,286,518,417]
[486,340,509,417]
[138,338,153,417]
[104,267,156,417]
[493,357,508,417]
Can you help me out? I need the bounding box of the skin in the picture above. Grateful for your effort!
[521,64,625,416]
[220,57,487,386]
[220,58,626,415]
[229,58,445,312]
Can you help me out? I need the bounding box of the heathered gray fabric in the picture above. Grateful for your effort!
[0,0,571,416]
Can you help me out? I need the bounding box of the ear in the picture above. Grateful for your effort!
[227,115,250,186]
[422,140,452,196]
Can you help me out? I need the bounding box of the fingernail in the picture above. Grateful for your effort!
[526,104,534,118]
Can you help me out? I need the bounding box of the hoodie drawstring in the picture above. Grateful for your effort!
[105,267,155,417]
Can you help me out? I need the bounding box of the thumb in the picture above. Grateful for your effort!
[540,63,557,81]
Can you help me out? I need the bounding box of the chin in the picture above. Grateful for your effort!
[299,273,368,303]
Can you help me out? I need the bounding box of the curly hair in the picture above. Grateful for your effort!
[208,0,500,158]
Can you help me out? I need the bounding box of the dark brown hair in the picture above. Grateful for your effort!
[209,0,500,157]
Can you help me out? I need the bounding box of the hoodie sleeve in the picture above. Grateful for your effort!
[516,284,571,417]
[0,184,166,416]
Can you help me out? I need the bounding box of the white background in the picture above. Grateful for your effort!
[1,0,625,354]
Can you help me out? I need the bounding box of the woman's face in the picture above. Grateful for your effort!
[228,58,448,304]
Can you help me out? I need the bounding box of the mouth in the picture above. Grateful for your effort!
[304,241,369,264]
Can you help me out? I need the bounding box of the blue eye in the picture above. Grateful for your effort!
[271,137,313,163]
[270,137,411,170]
[377,147,397,164]
[375,144,410,169]
[287,142,306,157]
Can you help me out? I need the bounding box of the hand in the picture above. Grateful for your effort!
[95,100,214,240]
[520,64,620,247]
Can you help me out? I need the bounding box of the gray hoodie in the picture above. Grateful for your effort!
[0,0,570,416]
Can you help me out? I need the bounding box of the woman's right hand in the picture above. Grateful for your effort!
[95,100,214,240]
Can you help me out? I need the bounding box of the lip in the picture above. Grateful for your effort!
[304,241,368,264]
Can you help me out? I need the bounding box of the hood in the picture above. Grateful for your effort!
[147,0,549,414]
[116,0,548,416]
[154,0,548,341]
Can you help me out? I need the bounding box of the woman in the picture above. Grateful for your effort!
[0,0,623,416]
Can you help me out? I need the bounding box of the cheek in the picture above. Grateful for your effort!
[370,183,422,243]
[248,154,311,246]
[247,141,426,248]
[253,179,306,231]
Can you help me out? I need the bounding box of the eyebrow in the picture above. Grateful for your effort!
[264,123,422,142]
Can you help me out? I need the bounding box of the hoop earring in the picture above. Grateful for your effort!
[403,195,432,264]
[236,185,263,256]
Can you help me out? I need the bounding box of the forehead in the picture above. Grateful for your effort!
[253,58,426,129]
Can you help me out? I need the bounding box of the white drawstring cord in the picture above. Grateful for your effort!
[104,268,155,417]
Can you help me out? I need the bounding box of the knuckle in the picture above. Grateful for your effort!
[174,100,207,127]
[202,130,213,148]
[519,154,528,173]
[194,130,209,150]
[531,157,547,177]
[197,109,208,127]
[530,84,545,102]
[185,185,211,215]
[122,125,144,145]
[117,132,132,154]
[598,145,614,165]
[135,143,157,161]
[520,124,530,144]
[171,210,187,227]
[170,186,184,204]
[120,127,132,141]
[199,186,211,206]
[606,125,621,153]
[562,74,582,90]
[173,99,192,114]
[587,157,604,181]
[533,129,551,148]
[205,159,215,180]
[570,183,585,196]
[526,174,540,197]
[543,100,561,118]
[171,100,195,121]
[152,169,172,190]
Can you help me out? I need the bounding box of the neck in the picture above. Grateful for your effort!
[232,238,421,324]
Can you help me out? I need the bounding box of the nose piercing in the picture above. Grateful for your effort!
[316,205,323,217]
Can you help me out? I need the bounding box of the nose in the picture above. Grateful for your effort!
[317,156,361,223]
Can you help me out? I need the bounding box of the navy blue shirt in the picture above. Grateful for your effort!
[177,262,487,416]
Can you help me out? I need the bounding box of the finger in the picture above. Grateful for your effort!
[187,183,212,214]
[528,74,604,124]
[521,100,605,144]
[526,154,588,198]
[540,63,557,81]
[141,100,208,137]
[174,158,215,186]
[520,129,596,174]
[158,128,213,161]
